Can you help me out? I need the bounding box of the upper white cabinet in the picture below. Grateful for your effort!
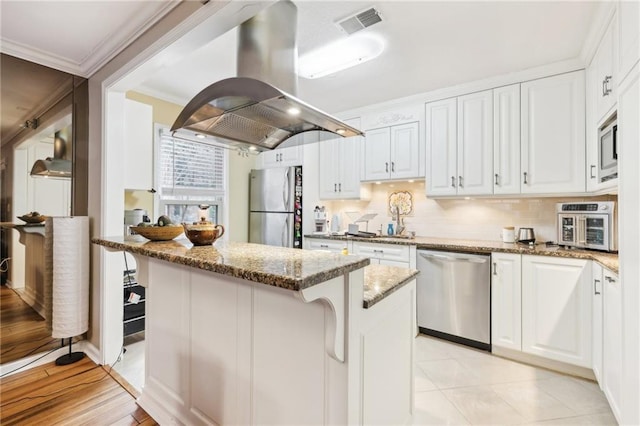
[426,90,493,196]
[592,14,618,123]
[457,90,494,195]
[521,71,586,194]
[493,84,521,195]
[618,1,640,84]
[521,255,592,368]
[426,98,457,196]
[363,123,420,181]
[491,253,522,351]
[123,99,153,190]
[361,105,423,181]
[319,118,367,199]
[257,144,303,169]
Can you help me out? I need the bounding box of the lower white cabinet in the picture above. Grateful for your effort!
[602,268,622,418]
[352,242,415,269]
[592,261,603,386]
[521,255,592,368]
[491,253,522,351]
[305,238,349,254]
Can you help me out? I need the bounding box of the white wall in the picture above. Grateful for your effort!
[321,181,617,243]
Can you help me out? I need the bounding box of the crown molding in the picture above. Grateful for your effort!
[579,1,617,66]
[0,1,180,78]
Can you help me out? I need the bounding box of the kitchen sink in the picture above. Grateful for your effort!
[382,234,415,240]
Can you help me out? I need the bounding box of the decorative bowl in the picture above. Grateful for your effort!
[131,225,183,241]
[17,214,46,224]
[182,221,225,246]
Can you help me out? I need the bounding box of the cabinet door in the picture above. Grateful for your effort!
[339,134,364,198]
[426,98,457,196]
[521,71,586,194]
[521,256,591,367]
[259,145,302,168]
[363,127,391,181]
[618,0,640,84]
[318,138,340,199]
[493,85,521,195]
[390,122,420,179]
[123,99,153,190]
[491,253,522,351]
[594,16,617,123]
[457,90,493,195]
[603,269,622,418]
[592,262,603,386]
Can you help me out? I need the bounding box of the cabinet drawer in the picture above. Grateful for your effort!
[124,301,145,321]
[124,317,145,336]
[306,239,348,253]
[352,242,410,263]
[124,284,146,302]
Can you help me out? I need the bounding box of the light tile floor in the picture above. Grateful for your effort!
[113,333,617,425]
[414,335,617,425]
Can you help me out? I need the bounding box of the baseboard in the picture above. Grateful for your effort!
[79,341,101,366]
[492,346,596,381]
[0,343,69,377]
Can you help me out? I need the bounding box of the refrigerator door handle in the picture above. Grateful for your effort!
[284,214,294,247]
[283,168,290,208]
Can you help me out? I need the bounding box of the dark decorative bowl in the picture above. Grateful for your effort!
[17,214,46,224]
[131,225,183,241]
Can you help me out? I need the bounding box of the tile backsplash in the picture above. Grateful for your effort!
[324,182,616,243]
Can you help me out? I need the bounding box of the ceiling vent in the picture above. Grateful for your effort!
[336,7,382,35]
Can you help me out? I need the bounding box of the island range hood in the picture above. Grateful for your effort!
[170,0,363,151]
[30,129,72,178]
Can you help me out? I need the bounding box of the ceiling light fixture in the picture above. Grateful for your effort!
[298,33,385,79]
[336,128,346,135]
[195,133,205,139]
[287,107,301,115]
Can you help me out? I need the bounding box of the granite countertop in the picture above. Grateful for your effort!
[305,234,619,273]
[92,236,370,291]
[363,264,419,309]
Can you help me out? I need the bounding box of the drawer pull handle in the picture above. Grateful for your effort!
[385,162,389,172]
[492,262,497,275]
[320,244,329,248]
[373,249,384,253]
[451,176,456,188]
[590,165,596,179]
[494,173,499,186]
[523,172,528,184]
[594,278,601,295]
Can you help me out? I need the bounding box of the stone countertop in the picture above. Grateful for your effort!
[305,234,619,274]
[92,236,370,291]
[363,264,419,309]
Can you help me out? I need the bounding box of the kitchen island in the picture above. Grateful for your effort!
[93,237,418,425]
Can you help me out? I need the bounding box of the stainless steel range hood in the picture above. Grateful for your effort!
[30,129,72,178]
[170,0,363,151]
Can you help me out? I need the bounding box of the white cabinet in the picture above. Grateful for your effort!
[305,238,349,254]
[352,242,414,269]
[123,99,153,190]
[363,122,420,181]
[603,268,622,418]
[457,90,494,195]
[592,15,618,123]
[426,91,493,196]
[618,0,640,84]
[257,144,303,168]
[521,71,586,194]
[592,262,603,385]
[319,118,366,199]
[426,98,457,196]
[521,255,592,368]
[491,253,522,351]
[493,84,521,195]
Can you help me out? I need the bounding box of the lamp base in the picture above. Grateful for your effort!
[55,351,85,366]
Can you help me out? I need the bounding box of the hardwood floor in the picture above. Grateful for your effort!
[0,357,157,425]
[0,285,61,364]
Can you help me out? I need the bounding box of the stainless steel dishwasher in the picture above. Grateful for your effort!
[417,250,491,351]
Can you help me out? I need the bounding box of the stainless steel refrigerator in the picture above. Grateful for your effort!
[249,166,303,248]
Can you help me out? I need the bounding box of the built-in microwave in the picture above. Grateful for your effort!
[557,202,617,252]
[598,119,617,183]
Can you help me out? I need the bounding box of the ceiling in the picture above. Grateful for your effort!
[134,1,601,114]
[0,0,601,136]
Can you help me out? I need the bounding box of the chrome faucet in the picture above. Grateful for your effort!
[393,206,405,235]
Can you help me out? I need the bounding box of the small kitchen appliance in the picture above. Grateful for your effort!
[314,206,327,234]
[598,118,617,183]
[557,201,617,252]
[517,228,536,244]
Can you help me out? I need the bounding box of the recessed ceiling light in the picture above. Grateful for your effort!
[336,128,346,135]
[248,146,257,151]
[299,33,385,79]
[375,181,382,185]
[408,180,414,183]
[287,107,301,116]
[195,133,205,139]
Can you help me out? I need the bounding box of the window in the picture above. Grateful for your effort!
[156,127,227,225]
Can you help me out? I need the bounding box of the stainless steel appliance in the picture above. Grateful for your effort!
[598,119,617,183]
[517,227,536,244]
[417,250,491,351]
[249,166,303,248]
[557,201,617,252]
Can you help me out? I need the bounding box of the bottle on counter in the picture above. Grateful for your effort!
[387,223,394,236]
